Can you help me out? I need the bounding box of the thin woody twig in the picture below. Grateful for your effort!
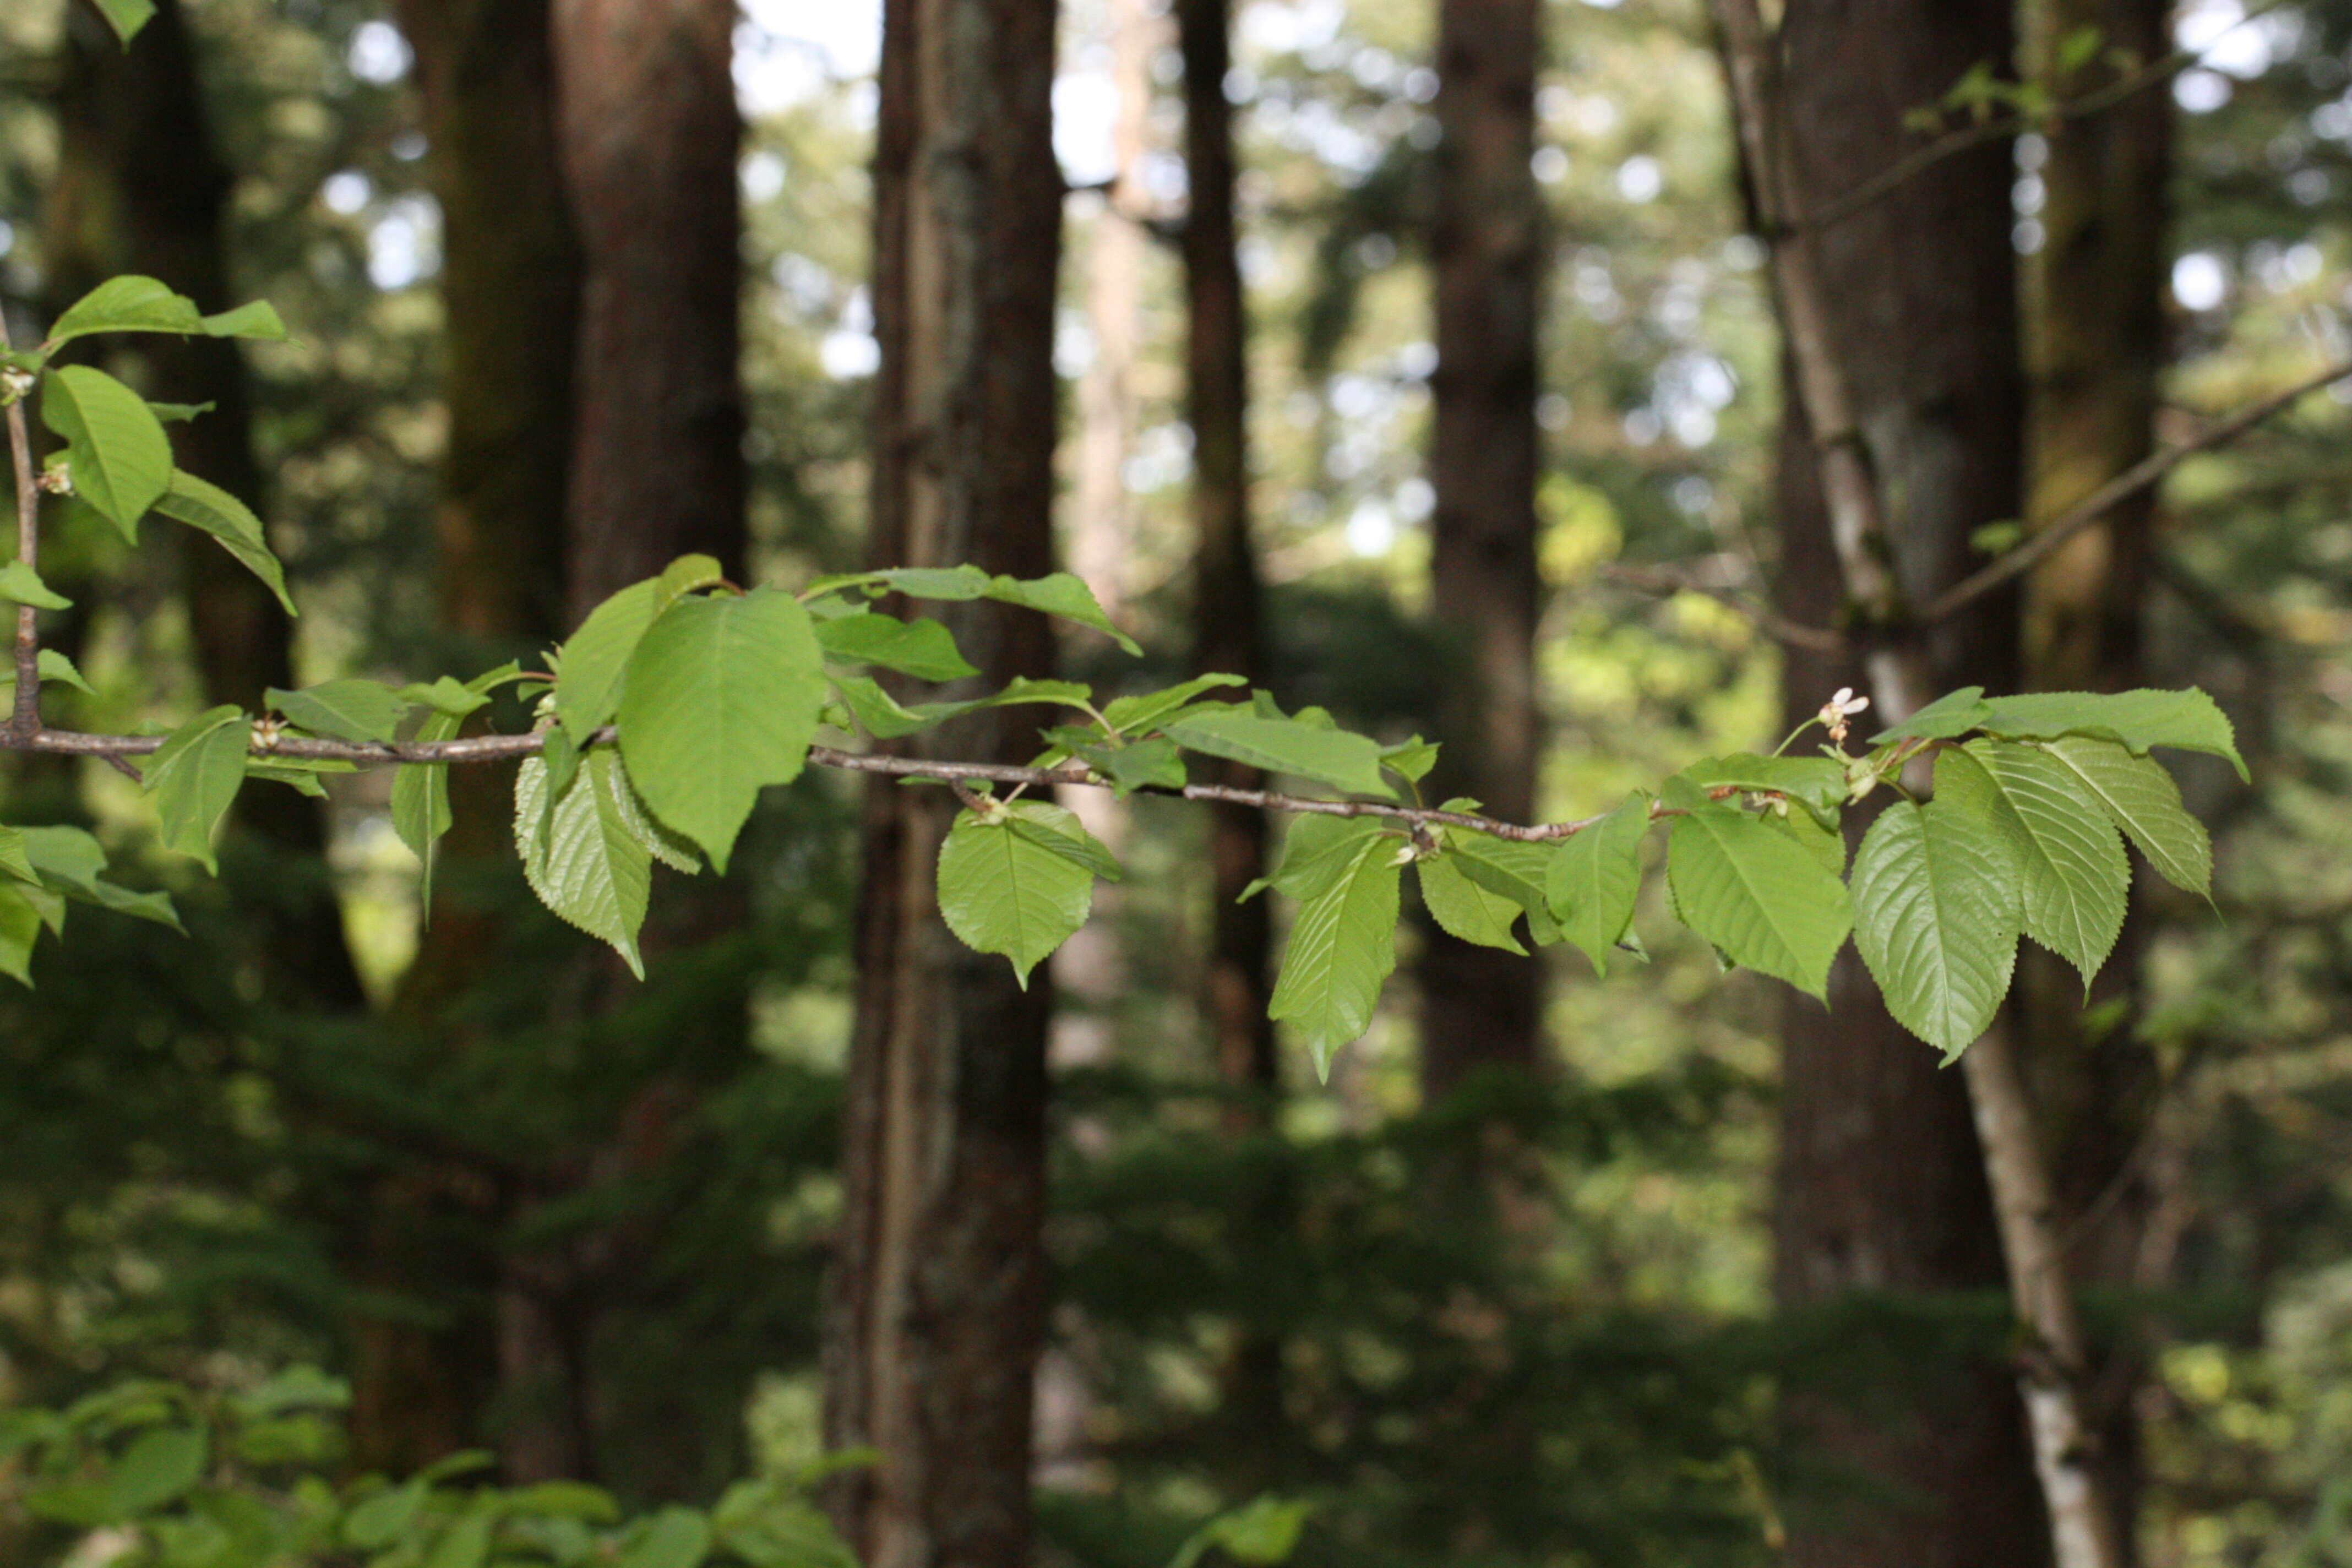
[2,317,40,737]
[0,721,1640,844]
[1599,562,1845,654]
[1924,355,2352,624]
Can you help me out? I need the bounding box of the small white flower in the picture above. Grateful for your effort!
[0,366,33,403]
[1819,686,1872,743]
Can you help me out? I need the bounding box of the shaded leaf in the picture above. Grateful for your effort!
[1546,792,1649,975]
[0,560,70,610]
[42,364,171,538]
[1417,852,1526,954]
[1944,739,2129,988]
[154,471,296,614]
[814,611,978,682]
[1868,685,1990,746]
[268,679,408,743]
[104,1427,206,1519]
[1101,673,1248,736]
[515,748,655,976]
[142,706,248,872]
[2035,734,2212,896]
[1979,687,2246,781]
[1163,707,1395,798]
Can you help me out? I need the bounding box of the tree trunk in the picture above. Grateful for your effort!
[1420,0,1543,1097]
[553,0,744,617]
[46,0,363,1006]
[474,0,752,1491]
[357,0,581,1477]
[1764,1,2049,1562]
[1177,0,1284,1481]
[822,0,1061,1562]
[2015,0,2174,1550]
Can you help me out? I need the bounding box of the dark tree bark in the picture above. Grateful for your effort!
[2016,0,2174,1547]
[46,0,363,1006]
[1770,1,2046,1562]
[553,0,745,617]
[1178,0,1275,1110]
[1176,0,1285,1479]
[821,0,1061,1564]
[1420,0,1543,1097]
[460,0,753,1490]
[355,0,581,1477]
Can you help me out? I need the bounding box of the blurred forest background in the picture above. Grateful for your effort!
[2,0,2351,1563]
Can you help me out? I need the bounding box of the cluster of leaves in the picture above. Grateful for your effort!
[0,273,2240,1074]
[0,1373,858,1568]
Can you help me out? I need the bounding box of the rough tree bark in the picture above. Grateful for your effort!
[356,0,581,1477]
[1420,0,1544,1096]
[1739,0,2052,1562]
[45,0,363,1005]
[821,0,1061,1562]
[2015,0,2174,1547]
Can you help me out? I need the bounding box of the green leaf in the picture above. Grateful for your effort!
[105,1427,206,1519]
[821,565,1144,655]
[1868,685,1991,746]
[35,650,94,695]
[1666,805,1850,1000]
[1101,673,1248,736]
[423,1512,491,1568]
[515,747,673,977]
[344,1484,427,1550]
[154,471,296,614]
[400,673,494,718]
[2034,734,2212,896]
[937,808,1098,986]
[1170,1498,1315,1568]
[1943,740,2129,988]
[829,673,961,740]
[0,560,70,610]
[142,706,249,872]
[1043,729,1187,796]
[90,0,157,44]
[1678,753,1846,826]
[1418,852,1526,954]
[555,584,658,742]
[1380,736,1440,784]
[622,1509,713,1568]
[985,571,1141,655]
[198,300,287,341]
[618,588,826,873]
[536,723,582,847]
[1767,803,1847,876]
[1547,793,1649,976]
[20,827,180,932]
[814,611,978,682]
[45,276,204,346]
[0,885,40,987]
[1439,831,1562,946]
[0,826,34,885]
[147,401,215,423]
[394,715,464,905]
[1248,815,1389,902]
[1979,687,2246,782]
[1849,791,2022,1059]
[1268,824,1403,1078]
[1164,707,1395,799]
[268,679,408,742]
[42,365,172,538]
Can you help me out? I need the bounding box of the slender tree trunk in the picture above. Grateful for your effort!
[553,0,744,616]
[1752,0,2051,1562]
[467,0,754,1491]
[1176,0,1284,1482]
[46,0,363,1005]
[356,0,580,1477]
[1420,0,1543,1096]
[2015,0,2174,1551]
[822,0,1061,1562]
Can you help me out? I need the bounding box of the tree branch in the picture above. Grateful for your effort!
[1924,355,2352,624]
[0,723,1646,844]
[1598,562,1846,654]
